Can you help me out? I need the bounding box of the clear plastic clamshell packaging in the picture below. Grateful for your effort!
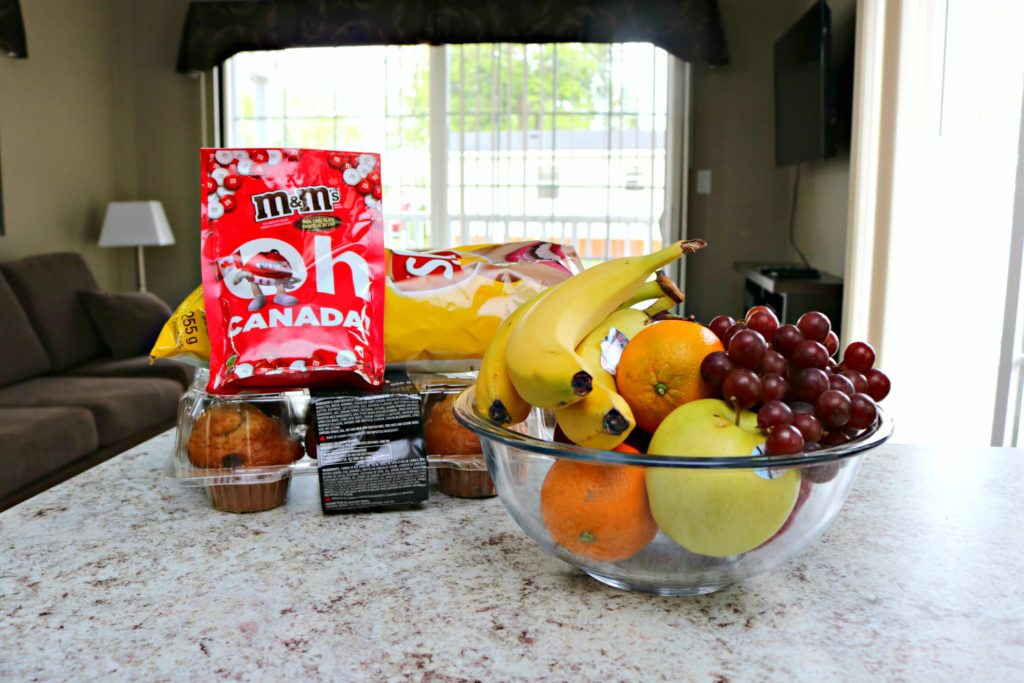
[167,370,498,510]
[167,370,314,513]
[413,373,496,498]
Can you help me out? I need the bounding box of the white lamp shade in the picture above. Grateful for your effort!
[98,201,175,247]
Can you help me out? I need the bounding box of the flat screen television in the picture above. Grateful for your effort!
[774,1,837,167]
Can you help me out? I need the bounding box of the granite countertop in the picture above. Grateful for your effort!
[1,432,1022,681]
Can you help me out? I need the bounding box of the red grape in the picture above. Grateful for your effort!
[746,309,779,343]
[843,341,876,373]
[816,389,851,429]
[722,322,748,346]
[759,349,787,376]
[797,311,831,342]
[790,368,829,403]
[790,400,816,414]
[709,315,736,342]
[823,331,840,357]
[865,369,890,402]
[792,412,824,442]
[771,324,804,356]
[760,373,789,402]
[728,328,768,369]
[848,393,878,430]
[821,429,851,447]
[700,351,735,389]
[790,340,830,370]
[803,461,840,483]
[828,373,856,396]
[745,305,775,319]
[839,369,868,393]
[826,358,840,372]
[765,424,804,455]
[722,368,761,409]
[757,400,794,431]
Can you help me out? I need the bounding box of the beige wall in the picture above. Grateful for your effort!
[793,151,850,277]
[686,0,854,321]
[121,0,203,305]
[685,0,798,321]
[792,0,855,278]
[0,0,131,290]
[0,0,201,303]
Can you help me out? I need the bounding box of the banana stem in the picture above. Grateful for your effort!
[617,270,686,313]
[654,271,685,304]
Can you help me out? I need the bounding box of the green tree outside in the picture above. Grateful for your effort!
[398,44,636,146]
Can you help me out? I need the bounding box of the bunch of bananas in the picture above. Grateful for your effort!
[475,240,707,449]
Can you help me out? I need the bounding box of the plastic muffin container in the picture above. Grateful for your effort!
[166,370,315,512]
[168,370,494,509]
[413,372,496,498]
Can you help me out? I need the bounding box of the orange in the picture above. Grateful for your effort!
[539,445,657,563]
[615,320,723,434]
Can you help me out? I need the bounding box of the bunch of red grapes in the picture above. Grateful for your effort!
[700,307,890,457]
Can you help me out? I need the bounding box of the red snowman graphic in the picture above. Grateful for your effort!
[216,249,301,312]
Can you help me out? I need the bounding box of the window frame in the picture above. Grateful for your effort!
[214,44,691,289]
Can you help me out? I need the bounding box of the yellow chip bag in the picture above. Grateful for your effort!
[150,241,581,369]
[384,241,582,365]
[149,285,210,367]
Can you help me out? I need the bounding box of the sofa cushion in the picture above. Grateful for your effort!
[0,252,103,372]
[0,273,51,386]
[80,290,172,359]
[67,356,195,389]
[0,407,98,501]
[0,377,180,447]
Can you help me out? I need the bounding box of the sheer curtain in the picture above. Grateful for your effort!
[845,0,1024,446]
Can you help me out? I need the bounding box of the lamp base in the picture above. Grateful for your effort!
[136,245,147,292]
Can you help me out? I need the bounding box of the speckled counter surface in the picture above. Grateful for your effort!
[1,432,1022,681]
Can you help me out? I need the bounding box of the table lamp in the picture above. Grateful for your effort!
[98,201,175,292]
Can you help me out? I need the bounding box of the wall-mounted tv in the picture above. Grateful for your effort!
[774,1,839,167]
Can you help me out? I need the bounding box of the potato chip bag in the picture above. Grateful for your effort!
[149,285,208,367]
[384,241,582,365]
[152,240,581,372]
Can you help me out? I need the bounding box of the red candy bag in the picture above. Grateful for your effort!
[200,148,386,393]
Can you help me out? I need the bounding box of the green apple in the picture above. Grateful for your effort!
[646,399,800,558]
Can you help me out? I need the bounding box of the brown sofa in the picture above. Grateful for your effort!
[0,252,193,509]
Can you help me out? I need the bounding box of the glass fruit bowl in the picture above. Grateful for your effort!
[453,387,893,596]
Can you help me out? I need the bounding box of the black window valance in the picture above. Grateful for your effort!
[176,0,729,74]
[0,0,27,58]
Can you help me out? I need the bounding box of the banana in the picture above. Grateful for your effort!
[475,286,553,424]
[616,277,667,311]
[578,280,683,391]
[506,241,705,408]
[474,272,680,426]
[576,300,665,389]
[553,383,636,450]
[554,273,685,449]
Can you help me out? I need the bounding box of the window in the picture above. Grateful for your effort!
[224,43,682,260]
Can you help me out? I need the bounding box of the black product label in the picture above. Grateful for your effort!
[311,371,427,513]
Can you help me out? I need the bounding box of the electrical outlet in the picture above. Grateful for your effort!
[696,170,712,195]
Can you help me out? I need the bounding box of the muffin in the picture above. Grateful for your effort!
[188,402,304,512]
[424,394,496,498]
